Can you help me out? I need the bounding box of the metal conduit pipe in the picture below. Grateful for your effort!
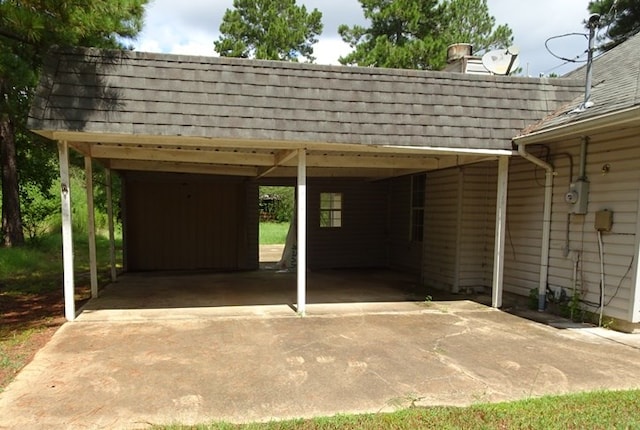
[517,143,554,311]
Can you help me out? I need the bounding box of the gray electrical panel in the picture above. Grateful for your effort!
[565,180,589,214]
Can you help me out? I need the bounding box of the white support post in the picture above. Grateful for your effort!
[106,168,117,282]
[492,156,509,308]
[453,168,464,294]
[58,141,76,321]
[85,156,98,298]
[297,149,307,316]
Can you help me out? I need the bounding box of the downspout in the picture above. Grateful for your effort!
[517,143,554,311]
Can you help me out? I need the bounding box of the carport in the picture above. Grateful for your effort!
[27,47,581,320]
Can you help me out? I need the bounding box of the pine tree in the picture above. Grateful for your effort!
[339,0,513,70]
[589,0,640,51]
[214,0,323,62]
[0,0,148,247]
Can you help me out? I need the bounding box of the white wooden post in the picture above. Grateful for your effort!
[106,168,117,282]
[58,141,76,321]
[453,168,464,294]
[297,149,307,315]
[492,156,509,308]
[85,156,98,298]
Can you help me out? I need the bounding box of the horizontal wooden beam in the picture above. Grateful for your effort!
[290,154,440,170]
[91,145,275,166]
[47,130,509,158]
[260,167,421,178]
[107,159,258,176]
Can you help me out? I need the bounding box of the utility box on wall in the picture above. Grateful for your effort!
[565,180,589,214]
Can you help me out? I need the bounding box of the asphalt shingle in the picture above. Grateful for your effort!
[29,47,584,151]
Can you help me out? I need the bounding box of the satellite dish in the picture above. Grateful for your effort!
[482,46,520,75]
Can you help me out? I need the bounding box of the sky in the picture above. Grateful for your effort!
[136,0,595,77]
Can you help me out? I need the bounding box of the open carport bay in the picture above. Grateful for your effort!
[77,269,441,321]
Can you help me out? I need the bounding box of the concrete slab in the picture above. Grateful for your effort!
[1,300,640,429]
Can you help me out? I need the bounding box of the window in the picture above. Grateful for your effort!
[320,192,342,228]
[411,174,426,241]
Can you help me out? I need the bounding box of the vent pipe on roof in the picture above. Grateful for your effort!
[447,43,473,63]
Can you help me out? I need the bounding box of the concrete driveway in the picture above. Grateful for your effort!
[1,274,640,429]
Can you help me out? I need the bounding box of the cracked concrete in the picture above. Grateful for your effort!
[1,271,640,429]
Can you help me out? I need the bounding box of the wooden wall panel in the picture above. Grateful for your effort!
[124,172,253,271]
[387,175,423,273]
[306,179,388,270]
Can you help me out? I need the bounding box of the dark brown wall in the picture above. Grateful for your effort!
[386,176,423,273]
[306,179,388,269]
[123,172,257,271]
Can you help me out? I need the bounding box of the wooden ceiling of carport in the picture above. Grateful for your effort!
[58,132,501,180]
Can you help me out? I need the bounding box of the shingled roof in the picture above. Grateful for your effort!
[28,48,583,178]
[515,31,640,142]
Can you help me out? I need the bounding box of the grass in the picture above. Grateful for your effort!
[0,230,122,294]
[154,389,640,429]
[259,222,289,245]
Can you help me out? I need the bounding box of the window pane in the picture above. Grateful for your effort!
[320,192,342,228]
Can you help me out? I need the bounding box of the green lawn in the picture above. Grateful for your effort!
[259,222,289,245]
[154,389,640,429]
[0,231,121,295]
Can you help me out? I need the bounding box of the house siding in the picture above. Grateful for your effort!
[505,128,640,321]
[458,163,497,290]
[423,162,497,292]
[503,156,546,297]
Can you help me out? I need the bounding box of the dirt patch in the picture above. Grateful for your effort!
[0,286,91,391]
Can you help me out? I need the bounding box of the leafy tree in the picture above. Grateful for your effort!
[339,0,513,70]
[214,0,323,62]
[0,0,148,247]
[589,0,640,51]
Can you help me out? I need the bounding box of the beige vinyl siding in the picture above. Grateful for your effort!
[503,155,546,296]
[507,128,640,322]
[458,162,497,290]
[423,161,498,292]
[387,176,422,273]
[307,179,387,269]
[423,168,458,290]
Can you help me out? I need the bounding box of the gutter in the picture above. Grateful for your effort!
[517,143,554,311]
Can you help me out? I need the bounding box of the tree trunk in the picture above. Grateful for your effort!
[0,108,25,247]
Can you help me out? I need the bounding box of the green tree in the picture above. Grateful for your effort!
[338,0,447,70]
[589,0,640,51]
[442,0,513,54]
[214,0,323,62]
[0,0,148,247]
[339,0,513,70]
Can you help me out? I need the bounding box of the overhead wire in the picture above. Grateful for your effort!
[544,32,589,63]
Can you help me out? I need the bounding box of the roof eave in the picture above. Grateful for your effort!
[513,105,640,145]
